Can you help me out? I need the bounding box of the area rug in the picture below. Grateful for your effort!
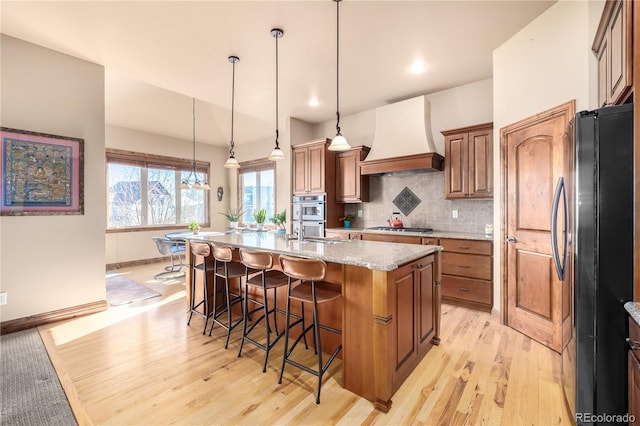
[106,274,161,306]
[0,328,78,426]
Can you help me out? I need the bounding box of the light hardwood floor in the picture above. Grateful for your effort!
[39,262,573,425]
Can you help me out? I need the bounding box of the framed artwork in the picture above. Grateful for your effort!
[1,127,84,216]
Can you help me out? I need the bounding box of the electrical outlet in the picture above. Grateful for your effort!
[357,210,363,218]
[0,292,7,305]
[452,209,458,219]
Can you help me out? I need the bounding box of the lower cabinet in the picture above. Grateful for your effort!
[391,254,437,389]
[361,233,421,245]
[629,318,640,424]
[440,238,493,312]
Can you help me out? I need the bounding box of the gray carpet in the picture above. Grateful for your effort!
[0,328,77,426]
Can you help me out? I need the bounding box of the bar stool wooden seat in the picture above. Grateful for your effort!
[278,255,343,404]
[237,249,290,372]
[186,241,216,335]
[208,244,245,349]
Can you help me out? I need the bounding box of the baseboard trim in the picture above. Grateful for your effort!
[106,256,182,271]
[1,300,108,335]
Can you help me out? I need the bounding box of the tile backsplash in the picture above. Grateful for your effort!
[343,171,493,233]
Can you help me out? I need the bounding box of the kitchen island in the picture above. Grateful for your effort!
[181,230,442,412]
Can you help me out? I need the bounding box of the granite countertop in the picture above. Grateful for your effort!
[326,227,493,242]
[172,231,441,272]
[625,302,640,325]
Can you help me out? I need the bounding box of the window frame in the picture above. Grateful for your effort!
[237,158,277,225]
[106,148,210,233]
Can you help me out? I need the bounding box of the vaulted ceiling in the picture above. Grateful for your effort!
[1,1,556,146]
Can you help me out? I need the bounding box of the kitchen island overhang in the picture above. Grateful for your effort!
[180,231,442,412]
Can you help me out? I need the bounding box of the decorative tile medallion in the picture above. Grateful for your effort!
[393,186,421,216]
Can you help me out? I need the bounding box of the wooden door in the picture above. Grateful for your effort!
[292,147,308,194]
[502,101,574,353]
[444,133,468,198]
[307,143,325,193]
[468,128,493,198]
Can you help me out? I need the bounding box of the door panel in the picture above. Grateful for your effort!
[504,101,574,353]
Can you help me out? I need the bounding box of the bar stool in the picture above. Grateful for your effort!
[186,241,215,335]
[278,255,343,404]
[208,244,245,349]
[237,249,289,372]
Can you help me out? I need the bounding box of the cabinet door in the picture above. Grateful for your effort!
[336,147,370,203]
[307,143,326,194]
[608,0,631,105]
[417,256,435,356]
[392,262,418,385]
[597,38,609,107]
[444,133,468,199]
[468,128,493,198]
[630,352,640,425]
[293,147,309,194]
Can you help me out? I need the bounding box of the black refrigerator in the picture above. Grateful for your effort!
[560,103,634,424]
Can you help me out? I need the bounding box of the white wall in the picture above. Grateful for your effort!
[311,79,493,156]
[105,125,228,265]
[0,35,106,322]
[492,0,599,314]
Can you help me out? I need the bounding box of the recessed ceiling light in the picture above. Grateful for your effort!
[410,62,427,74]
[308,98,319,107]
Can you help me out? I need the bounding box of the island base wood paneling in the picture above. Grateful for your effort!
[185,240,441,412]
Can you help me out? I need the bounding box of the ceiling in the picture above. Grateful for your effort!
[1,0,556,147]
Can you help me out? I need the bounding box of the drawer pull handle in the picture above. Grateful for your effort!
[458,265,470,269]
[628,338,640,350]
[458,246,470,249]
[458,287,470,292]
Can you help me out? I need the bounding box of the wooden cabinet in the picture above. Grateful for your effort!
[336,146,370,203]
[593,0,633,107]
[630,318,640,425]
[391,254,438,390]
[361,233,421,245]
[292,138,335,195]
[440,238,493,312]
[442,123,493,200]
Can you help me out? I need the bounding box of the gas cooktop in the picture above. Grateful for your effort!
[367,226,433,233]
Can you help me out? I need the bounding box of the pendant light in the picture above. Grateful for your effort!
[328,0,350,151]
[224,55,240,168]
[268,28,285,161]
[180,98,210,190]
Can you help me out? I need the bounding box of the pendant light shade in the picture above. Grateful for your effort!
[225,55,241,169]
[268,28,285,161]
[328,0,350,152]
[180,98,210,190]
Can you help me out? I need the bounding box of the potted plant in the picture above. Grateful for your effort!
[340,214,355,228]
[219,206,245,228]
[189,220,200,235]
[270,210,287,234]
[253,208,267,231]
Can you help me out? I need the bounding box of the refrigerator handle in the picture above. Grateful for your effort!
[551,177,566,281]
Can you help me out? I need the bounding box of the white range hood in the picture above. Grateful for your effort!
[360,95,443,175]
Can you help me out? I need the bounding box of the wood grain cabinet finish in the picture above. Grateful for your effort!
[361,233,421,245]
[593,0,633,107]
[336,146,370,203]
[391,254,438,391]
[442,123,493,200]
[629,318,640,425]
[292,138,335,195]
[440,238,493,311]
[326,231,362,240]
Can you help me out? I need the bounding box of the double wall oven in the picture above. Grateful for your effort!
[292,194,325,238]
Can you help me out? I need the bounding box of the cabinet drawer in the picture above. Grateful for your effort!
[442,275,492,305]
[440,238,492,255]
[630,318,640,363]
[442,252,492,280]
[422,238,439,246]
[361,233,421,245]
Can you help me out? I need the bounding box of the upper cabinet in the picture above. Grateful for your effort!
[336,146,370,203]
[593,0,633,107]
[292,138,335,195]
[442,123,493,200]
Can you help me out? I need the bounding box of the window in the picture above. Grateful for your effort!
[238,159,275,224]
[106,149,209,231]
